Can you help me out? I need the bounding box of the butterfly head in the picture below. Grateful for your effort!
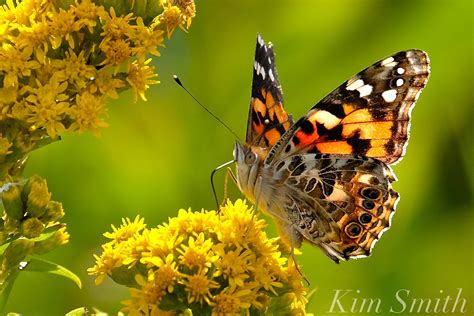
[233,142,262,200]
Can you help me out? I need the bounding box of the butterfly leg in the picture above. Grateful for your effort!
[222,167,237,206]
[252,175,265,219]
[210,160,235,213]
[289,244,310,286]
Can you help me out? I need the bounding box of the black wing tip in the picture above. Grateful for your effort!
[256,33,274,50]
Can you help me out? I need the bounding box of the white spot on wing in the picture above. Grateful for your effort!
[382,89,397,102]
[314,110,341,129]
[269,69,275,81]
[255,63,266,80]
[358,84,373,97]
[358,174,373,184]
[346,79,364,91]
[396,78,404,87]
[381,56,397,67]
[397,67,405,74]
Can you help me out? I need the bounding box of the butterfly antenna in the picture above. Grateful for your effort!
[173,75,241,141]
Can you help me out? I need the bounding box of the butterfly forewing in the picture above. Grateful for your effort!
[246,34,293,150]
[266,50,430,165]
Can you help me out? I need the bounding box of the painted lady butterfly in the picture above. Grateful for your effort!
[233,35,430,262]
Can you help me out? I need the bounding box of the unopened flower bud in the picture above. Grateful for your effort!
[21,217,45,238]
[3,216,20,233]
[33,227,69,255]
[42,201,65,222]
[2,184,24,220]
[21,175,43,203]
[26,179,51,218]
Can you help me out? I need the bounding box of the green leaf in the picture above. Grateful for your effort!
[0,267,20,312]
[65,307,89,316]
[21,258,82,289]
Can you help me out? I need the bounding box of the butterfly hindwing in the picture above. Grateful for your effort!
[266,50,430,165]
[270,154,398,262]
[246,35,293,149]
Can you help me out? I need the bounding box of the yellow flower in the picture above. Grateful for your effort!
[160,4,182,38]
[132,17,164,59]
[71,0,103,33]
[104,215,146,244]
[126,59,159,102]
[211,288,252,316]
[213,245,255,287]
[47,8,78,49]
[87,242,126,285]
[173,0,196,29]
[123,229,151,266]
[14,17,51,53]
[100,7,136,40]
[252,257,284,295]
[67,91,108,135]
[149,254,179,293]
[182,268,220,305]
[177,233,216,270]
[89,200,311,314]
[51,49,97,89]
[0,44,40,87]
[24,78,69,138]
[100,38,132,67]
[89,69,125,99]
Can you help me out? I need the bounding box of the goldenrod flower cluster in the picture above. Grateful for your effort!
[88,200,311,315]
[0,175,68,284]
[0,0,195,180]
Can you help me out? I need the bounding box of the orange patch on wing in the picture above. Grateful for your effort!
[342,121,394,139]
[316,141,353,154]
[264,128,282,146]
[271,103,288,123]
[282,120,291,131]
[342,103,358,115]
[252,121,264,135]
[365,139,389,158]
[366,146,387,159]
[253,98,267,116]
[265,91,275,106]
[342,109,373,123]
[295,130,319,146]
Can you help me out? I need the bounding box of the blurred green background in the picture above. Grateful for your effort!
[6,0,473,314]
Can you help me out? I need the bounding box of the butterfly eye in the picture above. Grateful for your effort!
[345,222,363,238]
[245,152,257,164]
